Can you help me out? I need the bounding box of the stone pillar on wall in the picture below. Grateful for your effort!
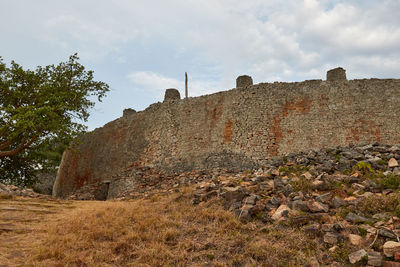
[123,108,136,117]
[163,88,181,102]
[236,75,253,88]
[327,67,347,82]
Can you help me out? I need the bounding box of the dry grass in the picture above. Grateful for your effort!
[0,197,75,266]
[358,193,400,217]
[25,187,324,266]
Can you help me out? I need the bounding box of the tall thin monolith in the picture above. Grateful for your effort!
[185,72,188,98]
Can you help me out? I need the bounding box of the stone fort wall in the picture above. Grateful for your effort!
[53,69,400,198]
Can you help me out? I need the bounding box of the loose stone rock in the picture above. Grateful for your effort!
[383,241,400,257]
[345,212,373,224]
[368,250,382,266]
[348,234,362,246]
[271,205,290,221]
[323,232,341,245]
[316,192,331,203]
[379,228,398,239]
[389,158,399,168]
[221,186,247,204]
[348,249,367,264]
[332,196,345,208]
[308,201,329,213]
[302,171,313,180]
[291,200,310,212]
[303,223,321,236]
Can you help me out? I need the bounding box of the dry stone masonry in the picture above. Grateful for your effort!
[163,88,181,102]
[236,75,253,87]
[327,67,347,82]
[53,68,400,199]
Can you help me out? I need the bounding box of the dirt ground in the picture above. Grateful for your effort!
[0,196,79,267]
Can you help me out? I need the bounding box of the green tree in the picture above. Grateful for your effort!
[0,54,109,186]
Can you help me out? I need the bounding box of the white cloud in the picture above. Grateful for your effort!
[127,71,220,99]
[1,0,399,129]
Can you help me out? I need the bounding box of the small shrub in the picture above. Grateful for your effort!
[378,174,400,190]
[279,165,309,175]
[354,161,374,175]
[377,159,388,166]
[330,242,351,263]
[342,169,352,175]
[291,178,313,193]
[357,227,367,237]
[358,194,400,216]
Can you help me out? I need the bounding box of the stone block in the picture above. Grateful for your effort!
[163,88,181,102]
[327,67,347,82]
[236,75,253,87]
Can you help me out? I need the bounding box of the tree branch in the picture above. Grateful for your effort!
[0,135,38,157]
[0,139,12,150]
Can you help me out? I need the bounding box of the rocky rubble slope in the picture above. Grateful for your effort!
[0,182,52,199]
[103,143,400,266]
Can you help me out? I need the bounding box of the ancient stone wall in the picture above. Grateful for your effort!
[53,70,400,198]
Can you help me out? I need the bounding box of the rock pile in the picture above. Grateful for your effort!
[68,142,400,265]
[0,182,52,199]
[189,143,400,266]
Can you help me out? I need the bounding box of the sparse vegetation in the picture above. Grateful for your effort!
[330,242,351,263]
[376,174,400,190]
[18,188,325,266]
[278,164,310,175]
[291,177,313,193]
[354,161,374,175]
[358,194,400,216]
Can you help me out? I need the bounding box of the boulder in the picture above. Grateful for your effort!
[383,241,400,257]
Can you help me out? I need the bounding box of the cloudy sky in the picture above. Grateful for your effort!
[1,0,399,130]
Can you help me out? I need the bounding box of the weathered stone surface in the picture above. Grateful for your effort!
[378,228,398,239]
[384,241,400,257]
[348,234,362,246]
[345,212,373,224]
[308,201,329,213]
[316,192,331,203]
[221,187,247,204]
[32,171,56,195]
[271,204,290,221]
[123,108,136,116]
[53,76,400,198]
[323,232,341,245]
[236,75,253,88]
[348,249,367,264]
[389,158,399,168]
[327,67,347,82]
[292,200,310,212]
[163,88,181,102]
[368,251,382,266]
[332,196,344,208]
[303,223,321,235]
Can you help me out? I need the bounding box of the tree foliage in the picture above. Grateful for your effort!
[0,54,109,186]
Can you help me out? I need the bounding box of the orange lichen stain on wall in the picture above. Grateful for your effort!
[346,119,382,143]
[62,148,93,191]
[205,104,223,125]
[109,126,127,145]
[222,119,233,144]
[268,97,313,157]
[205,96,225,142]
[282,97,313,116]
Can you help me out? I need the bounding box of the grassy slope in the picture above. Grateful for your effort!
[1,188,325,266]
